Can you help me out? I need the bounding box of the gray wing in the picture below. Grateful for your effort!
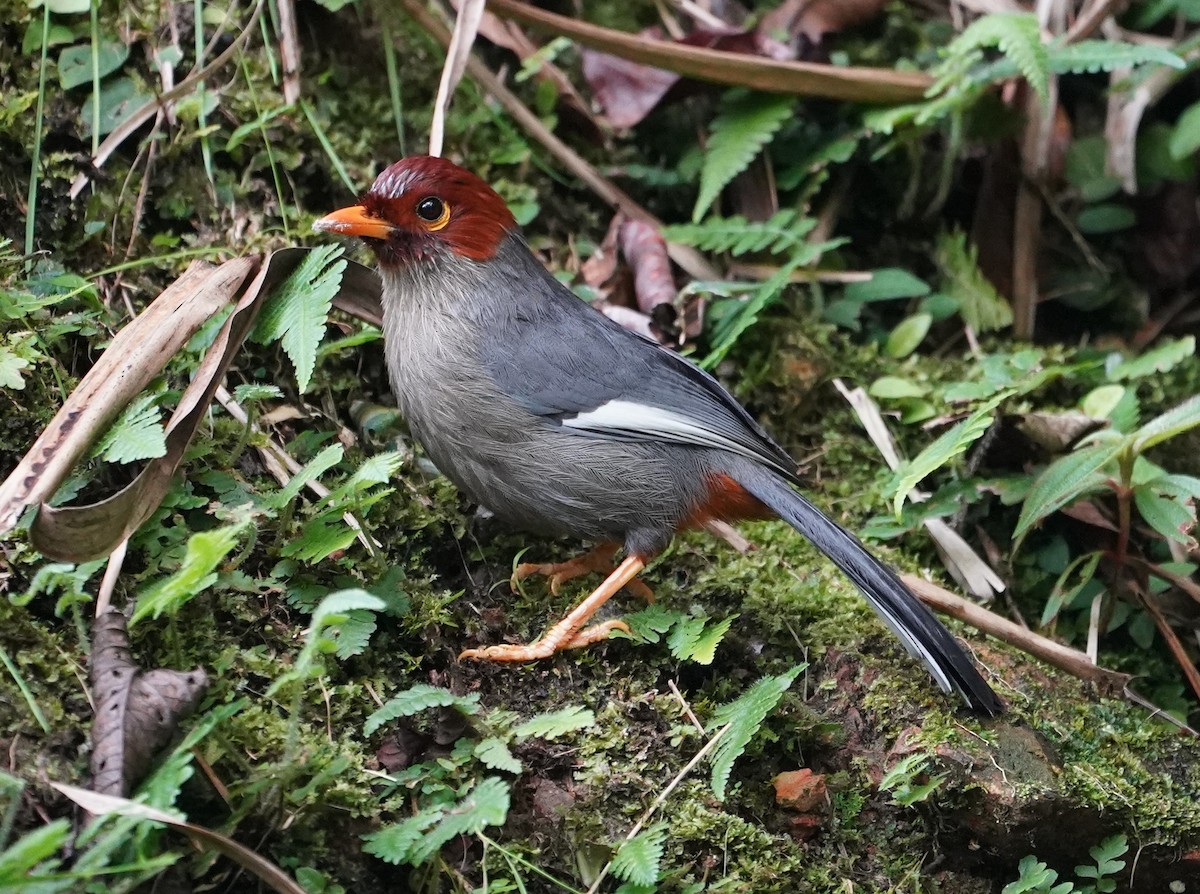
[480,265,799,482]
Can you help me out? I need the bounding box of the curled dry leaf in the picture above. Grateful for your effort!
[0,258,256,537]
[0,250,384,563]
[91,610,208,796]
[620,220,676,316]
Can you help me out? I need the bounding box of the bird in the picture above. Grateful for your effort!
[313,155,1004,716]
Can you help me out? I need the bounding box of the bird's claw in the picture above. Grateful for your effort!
[459,619,631,663]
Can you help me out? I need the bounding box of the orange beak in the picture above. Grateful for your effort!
[312,205,395,240]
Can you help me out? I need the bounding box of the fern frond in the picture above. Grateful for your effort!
[611,824,668,888]
[364,684,481,735]
[948,12,1048,102]
[693,91,795,222]
[663,210,816,256]
[707,665,804,800]
[253,244,346,392]
[92,392,167,464]
[1047,39,1184,74]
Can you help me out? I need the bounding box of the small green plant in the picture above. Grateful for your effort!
[362,683,597,872]
[878,753,947,807]
[1002,834,1128,894]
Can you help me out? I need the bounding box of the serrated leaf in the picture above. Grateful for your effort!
[475,737,522,774]
[662,210,816,256]
[280,514,358,562]
[131,521,249,626]
[1047,39,1185,75]
[232,383,283,402]
[707,665,804,800]
[253,245,345,391]
[666,615,707,660]
[685,615,735,665]
[887,396,1006,515]
[364,684,481,736]
[513,705,595,741]
[0,818,70,875]
[1133,395,1200,453]
[936,230,1012,332]
[1108,336,1194,381]
[329,610,377,659]
[693,91,795,222]
[610,824,667,887]
[92,392,168,464]
[1014,442,1123,542]
[621,604,683,643]
[951,13,1048,102]
[268,444,343,509]
[366,777,509,866]
[1134,488,1196,546]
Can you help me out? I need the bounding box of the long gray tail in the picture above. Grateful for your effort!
[734,468,1004,716]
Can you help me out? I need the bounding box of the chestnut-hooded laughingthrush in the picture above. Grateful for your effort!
[314,156,1003,716]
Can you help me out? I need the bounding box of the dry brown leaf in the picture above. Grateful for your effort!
[91,611,208,796]
[1,250,385,563]
[0,258,256,536]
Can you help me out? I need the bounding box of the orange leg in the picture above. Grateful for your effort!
[512,542,654,602]
[461,555,647,662]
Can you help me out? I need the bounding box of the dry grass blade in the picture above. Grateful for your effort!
[0,258,256,537]
[486,0,932,103]
[52,783,307,894]
[276,0,302,104]
[69,0,265,199]
[429,0,488,157]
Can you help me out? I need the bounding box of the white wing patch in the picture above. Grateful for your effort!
[562,399,791,474]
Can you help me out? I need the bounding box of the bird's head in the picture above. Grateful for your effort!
[313,156,518,269]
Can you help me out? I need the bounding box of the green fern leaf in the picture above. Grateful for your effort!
[475,737,522,774]
[512,705,595,740]
[131,521,249,626]
[949,13,1048,102]
[707,665,804,800]
[363,777,510,865]
[253,244,345,392]
[1047,40,1184,74]
[364,684,482,735]
[693,91,795,222]
[936,230,1012,332]
[93,392,167,464]
[280,514,358,563]
[663,210,816,256]
[610,824,668,887]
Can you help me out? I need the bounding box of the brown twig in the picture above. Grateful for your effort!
[902,574,1132,697]
[485,0,932,102]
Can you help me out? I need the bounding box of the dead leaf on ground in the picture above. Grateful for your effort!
[91,610,208,796]
[0,251,384,562]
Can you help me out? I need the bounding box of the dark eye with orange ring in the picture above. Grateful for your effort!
[415,196,450,229]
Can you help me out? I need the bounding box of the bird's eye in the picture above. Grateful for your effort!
[415,196,450,229]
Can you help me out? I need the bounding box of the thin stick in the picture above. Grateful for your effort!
[668,679,705,734]
[95,539,129,617]
[903,574,1131,697]
[585,725,729,894]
